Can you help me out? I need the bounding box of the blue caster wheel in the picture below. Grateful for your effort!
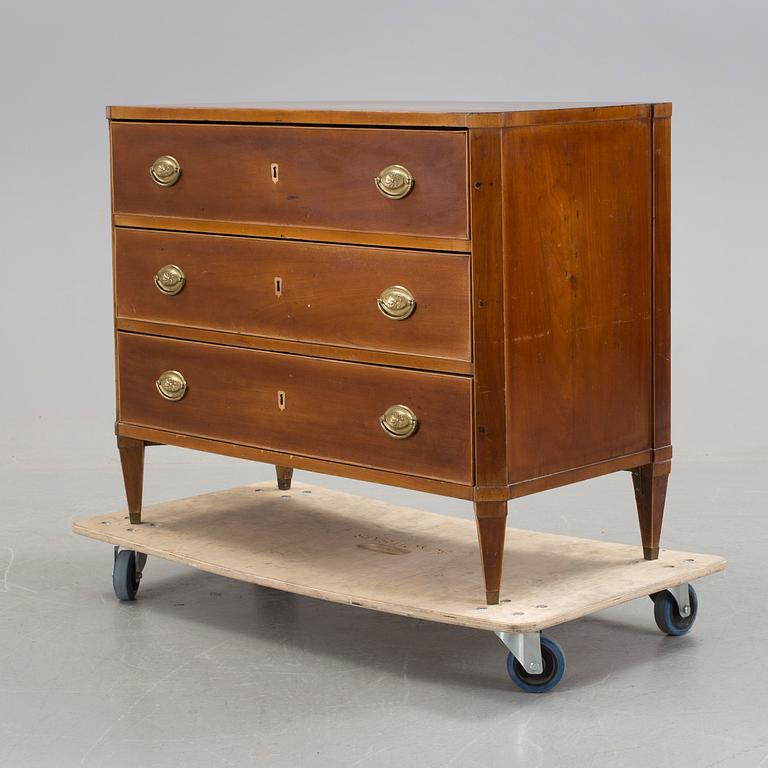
[652,584,698,636]
[112,549,141,601]
[506,636,566,693]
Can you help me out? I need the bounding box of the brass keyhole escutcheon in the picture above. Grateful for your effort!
[150,155,181,186]
[379,404,418,439]
[374,164,414,199]
[156,370,187,401]
[377,285,415,320]
[154,265,185,295]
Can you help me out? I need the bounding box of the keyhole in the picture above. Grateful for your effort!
[278,390,286,411]
[274,276,282,297]
[271,163,279,184]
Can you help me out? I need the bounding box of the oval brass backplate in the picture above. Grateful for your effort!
[377,285,415,320]
[374,164,414,199]
[150,155,181,186]
[156,370,187,401]
[154,264,185,295]
[379,404,418,439]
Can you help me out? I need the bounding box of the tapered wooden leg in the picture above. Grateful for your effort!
[118,436,145,525]
[275,466,294,491]
[631,461,671,560]
[474,501,507,605]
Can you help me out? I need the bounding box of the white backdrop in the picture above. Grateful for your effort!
[1,0,766,470]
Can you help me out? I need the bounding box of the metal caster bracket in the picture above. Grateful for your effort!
[668,582,691,618]
[112,546,148,579]
[495,631,543,675]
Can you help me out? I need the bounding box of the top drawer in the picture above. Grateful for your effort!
[110,123,468,239]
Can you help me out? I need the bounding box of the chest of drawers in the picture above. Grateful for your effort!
[110,101,672,605]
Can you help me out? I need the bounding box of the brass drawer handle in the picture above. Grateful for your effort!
[377,285,415,320]
[375,164,414,199]
[150,155,181,186]
[379,404,418,439]
[154,264,186,295]
[156,370,187,401]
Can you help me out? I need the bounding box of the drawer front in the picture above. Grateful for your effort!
[118,334,473,484]
[111,123,468,239]
[115,229,471,362]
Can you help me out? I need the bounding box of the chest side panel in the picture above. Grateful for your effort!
[503,119,653,481]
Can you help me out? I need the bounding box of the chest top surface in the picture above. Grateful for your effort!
[107,100,670,127]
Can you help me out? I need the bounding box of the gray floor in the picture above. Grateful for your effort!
[1,451,765,767]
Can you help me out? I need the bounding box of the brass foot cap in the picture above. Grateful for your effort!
[485,590,500,605]
[277,481,292,491]
[129,514,142,525]
[643,546,660,560]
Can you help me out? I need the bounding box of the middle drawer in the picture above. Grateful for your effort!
[115,229,471,363]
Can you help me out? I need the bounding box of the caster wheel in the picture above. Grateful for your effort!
[652,584,698,636]
[113,549,141,601]
[506,636,566,693]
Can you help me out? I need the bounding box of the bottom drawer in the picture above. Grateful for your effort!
[118,333,473,484]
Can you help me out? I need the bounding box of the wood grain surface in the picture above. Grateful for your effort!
[115,319,474,375]
[116,423,477,500]
[73,481,725,632]
[106,103,674,511]
[652,109,672,454]
[112,215,471,253]
[115,228,471,362]
[111,122,468,238]
[469,128,508,495]
[107,102,660,128]
[118,333,473,483]
[503,118,653,481]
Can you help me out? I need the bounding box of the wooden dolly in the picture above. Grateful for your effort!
[73,482,726,693]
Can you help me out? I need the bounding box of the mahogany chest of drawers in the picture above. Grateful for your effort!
[109,101,672,604]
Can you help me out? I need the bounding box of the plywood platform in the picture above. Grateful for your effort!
[73,482,726,632]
